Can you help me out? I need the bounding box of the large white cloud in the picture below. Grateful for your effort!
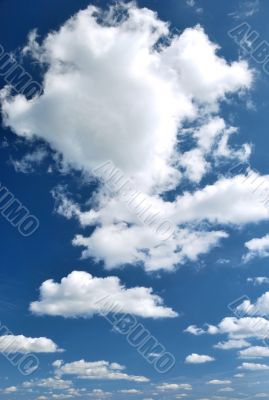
[30,270,177,318]
[0,335,62,353]
[53,359,149,382]
[1,2,256,271]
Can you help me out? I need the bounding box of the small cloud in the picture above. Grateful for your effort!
[185,353,215,364]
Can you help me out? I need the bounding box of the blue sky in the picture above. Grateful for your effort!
[1,0,269,399]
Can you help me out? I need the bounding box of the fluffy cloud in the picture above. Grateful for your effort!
[243,234,269,263]
[185,353,215,364]
[238,362,269,371]
[0,335,62,353]
[53,359,149,382]
[239,346,269,359]
[206,380,232,385]
[236,292,269,317]
[30,270,177,318]
[0,2,255,272]
[156,383,192,391]
[185,317,269,340]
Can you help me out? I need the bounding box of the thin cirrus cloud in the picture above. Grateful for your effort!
[0,2,260,272]
[29,270,178,318]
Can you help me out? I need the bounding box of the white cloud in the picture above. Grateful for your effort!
[10,148,48,173]
[218,387,234,392]
[206,380,232,385]
[0,2,254,272]
[185,317,269,340]
[247,277,269,286]
[4,386,17,394]
[0,335,62,353]
[118,389,142,394]
[239,346,269,359]
[238,362,269,371]
[185,353,215,364]
[236,292,269,317]
[243,235,269,263]
[230,0,260,19]
[89,389,112,398]
[30,270,177,318]
[23,378,72,390]
[53,359,149,382]
[156,383,192,391]
[214,339,250,350]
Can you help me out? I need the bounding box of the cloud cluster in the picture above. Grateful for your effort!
[0,2,256,271]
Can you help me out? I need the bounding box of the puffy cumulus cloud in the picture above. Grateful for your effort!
[236,292,269,317]
[239,346,269,359]
[30,270,177,318]
[53,359,149,382]
[156,383,192,391]
[238,362,269,371]
[1,4,251,193]
[185,353,215,364]
[214,339,250,350]
[206,380,232,385]
[0,2,255,272]
[243,234,269,263]
[0,335,62,353]
[185,317,269,340]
